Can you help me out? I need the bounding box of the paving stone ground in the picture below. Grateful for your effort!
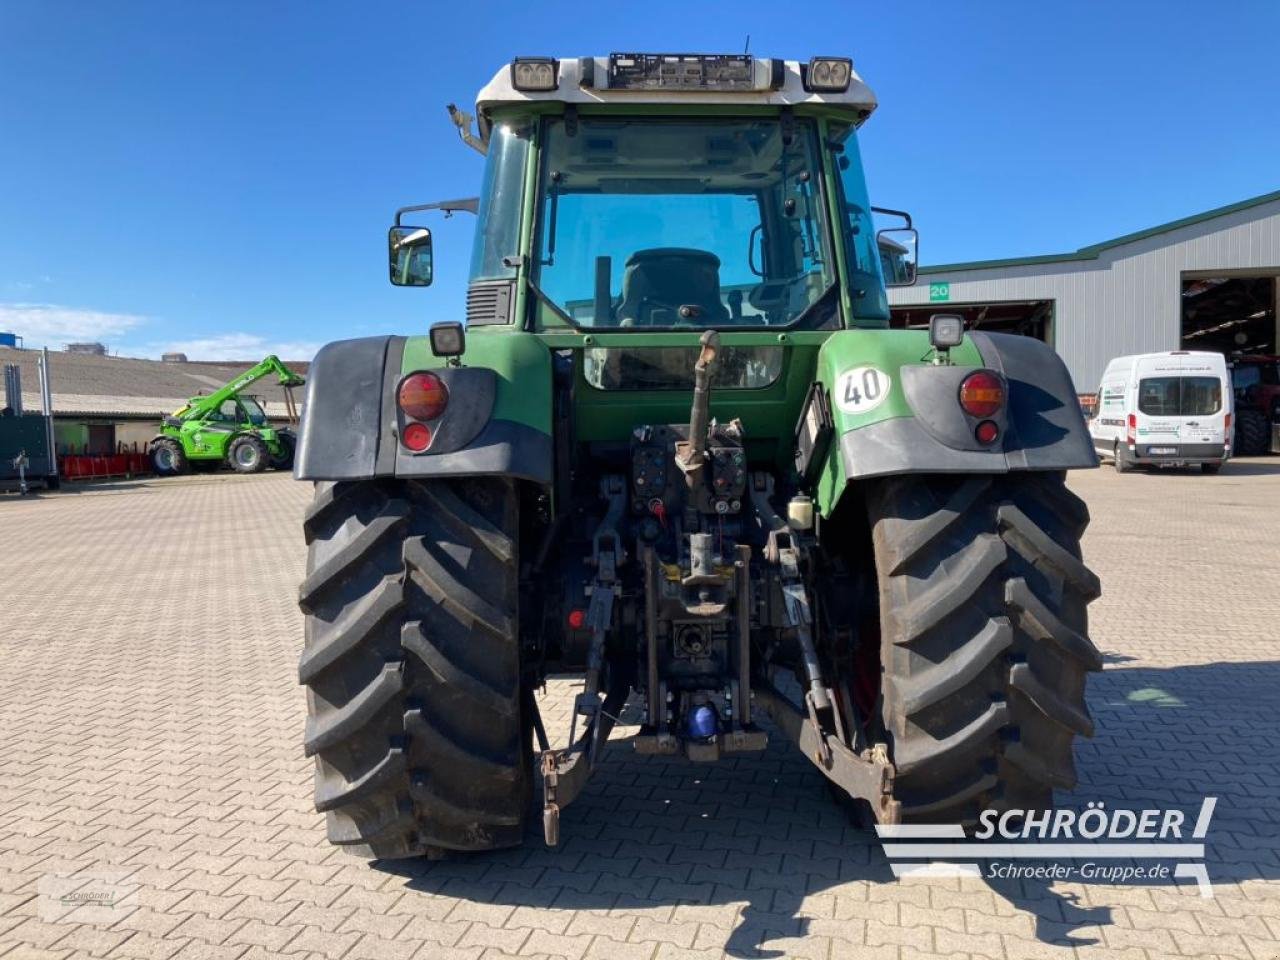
[1,460,1279,960]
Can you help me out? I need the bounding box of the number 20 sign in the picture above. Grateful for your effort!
[835,366,892,415]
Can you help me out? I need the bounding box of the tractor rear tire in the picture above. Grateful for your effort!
[228,434,268,473]
[149,438,188,476]
[270,430,297,471]
[1235,408,1269,456]
[867,472,1102,823]
[298,478,529,858]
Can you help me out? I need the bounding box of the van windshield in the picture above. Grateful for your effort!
[1137,377,1222,416]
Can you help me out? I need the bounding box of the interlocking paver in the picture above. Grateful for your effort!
[518,929,593,959]
[2,464,1279,960]
[348,932,419,960]
[581,937,656,960]
[458,923,531,953]
[110,932,191,960]
[0,922,68,952]
[224,919,303,952]
[397,915,473,946]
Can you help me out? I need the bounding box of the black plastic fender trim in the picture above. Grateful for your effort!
[969,332,1097,471]
[394,419,553,485]
[294,334,553,485]
[294,336,390,480]
[837,331,1097,480]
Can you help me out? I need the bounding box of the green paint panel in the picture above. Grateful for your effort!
[816,329,982,431]
[401,330,554,434]
[572,341,820,469]
[811,329,983,515]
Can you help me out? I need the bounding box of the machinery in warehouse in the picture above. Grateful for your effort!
[1230,355,1280,455]
[293,52,1103,857]
[149,355,304,475]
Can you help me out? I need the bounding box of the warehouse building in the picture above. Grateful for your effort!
[0,346,306,455]
[888,190,1280,393]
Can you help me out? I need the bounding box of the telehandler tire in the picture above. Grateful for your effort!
[270,430,297,471]
[298,478,529,858]
[1235,408,1269,456]
[149,438,188,476]
[867,472,1101,824]
[227,434,268,473]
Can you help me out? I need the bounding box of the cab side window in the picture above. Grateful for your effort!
[207,400,241,424]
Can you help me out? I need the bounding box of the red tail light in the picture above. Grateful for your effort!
[1224,412,1232,450]
[1126,413,1136,445]
[402,421,433,452]
[975,420,1000,445]
[959,372,1005,417]
[398,372,449,422]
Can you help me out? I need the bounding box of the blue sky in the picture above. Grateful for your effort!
[1,1,1277,359]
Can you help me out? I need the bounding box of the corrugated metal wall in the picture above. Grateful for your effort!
[888,199,1280,392]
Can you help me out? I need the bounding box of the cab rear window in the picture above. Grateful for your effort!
[1137,376,1221,416]
[583,346,782,391]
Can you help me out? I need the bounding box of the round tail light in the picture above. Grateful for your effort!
[398,372,449,421]
[959,371,1005,417]
[975,420,1000,445]
[402,422,433,452]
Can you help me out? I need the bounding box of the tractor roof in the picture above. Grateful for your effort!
[476,54,877,123]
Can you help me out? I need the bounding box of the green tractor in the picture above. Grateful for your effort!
[150,355,305,476]
[295,53,1102,857]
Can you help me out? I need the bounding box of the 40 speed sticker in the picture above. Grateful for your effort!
[835,366,891,415]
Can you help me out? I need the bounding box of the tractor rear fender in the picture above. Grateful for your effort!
[813,329,1096,515]
[294,334,554,483]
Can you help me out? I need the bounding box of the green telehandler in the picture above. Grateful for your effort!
[149,355,305,476]
[295,53,1102,857]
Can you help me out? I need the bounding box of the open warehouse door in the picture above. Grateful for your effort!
[1181,274,1277,355]
[1183,272,1280,455]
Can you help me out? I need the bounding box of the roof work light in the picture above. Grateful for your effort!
[804,57,853,92]
[511,57,559,91]
[929,314,966,351]
[429,322,465,358]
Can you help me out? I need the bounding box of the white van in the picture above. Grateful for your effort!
[1089,351,1232,473]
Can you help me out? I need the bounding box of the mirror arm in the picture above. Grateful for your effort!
[871,206,913,229]
[447,103,488,156]
[395,198,479,225]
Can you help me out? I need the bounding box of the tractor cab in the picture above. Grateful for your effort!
[192,394,268,427]
[391,54,918,337]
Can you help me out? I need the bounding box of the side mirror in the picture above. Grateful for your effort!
[876,227,918,287]
[389,225,434,287]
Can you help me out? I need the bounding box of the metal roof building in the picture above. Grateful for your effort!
[0,346,308,455]
[0,346,307,420]
[888,190,1280,393]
